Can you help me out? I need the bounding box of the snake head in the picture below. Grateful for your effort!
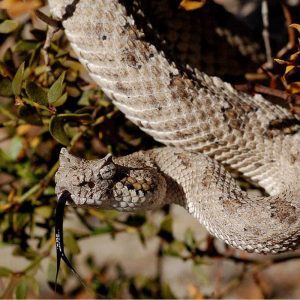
[55,148,168,211]
[55,148,116,207]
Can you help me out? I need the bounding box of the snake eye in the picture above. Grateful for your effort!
[99,163,116,179]
[73,174,85,186]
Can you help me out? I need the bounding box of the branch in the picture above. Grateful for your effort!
[234,83,300,106]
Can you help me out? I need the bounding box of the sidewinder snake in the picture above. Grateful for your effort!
[48,0,300,257]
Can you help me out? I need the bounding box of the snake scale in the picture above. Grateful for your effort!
[49,0,300,254]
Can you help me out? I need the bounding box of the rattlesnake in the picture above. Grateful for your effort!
[49,0,300,254]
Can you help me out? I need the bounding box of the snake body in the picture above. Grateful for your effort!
[50,0,300,253]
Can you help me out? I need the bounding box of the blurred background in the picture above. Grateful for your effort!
[0,0,300,298]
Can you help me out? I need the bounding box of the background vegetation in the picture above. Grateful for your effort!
[0,0,300,298]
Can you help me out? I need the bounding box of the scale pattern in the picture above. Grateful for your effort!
[50,0,300,253]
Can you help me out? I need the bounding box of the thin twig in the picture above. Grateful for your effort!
[20,161,59,202]
[213,264,248,299]
[42,26,60,65]
[35,10,61,28]
[19,98,56,114]
[182,240,300,265]
[262,0,273,68]
[73,209,95,231]
[276,0,296,58]
[234,83,300,105]
[35,10,61,65]
[156,240,164,288]
[252,272,270,298]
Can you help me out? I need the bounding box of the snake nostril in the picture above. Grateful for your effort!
[88,181,95,188]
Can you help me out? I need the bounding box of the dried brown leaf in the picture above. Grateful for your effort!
[179,0,206,11]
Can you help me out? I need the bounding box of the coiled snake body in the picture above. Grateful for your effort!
[49,0,300,254]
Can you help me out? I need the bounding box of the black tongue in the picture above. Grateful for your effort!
[55,190,86,292]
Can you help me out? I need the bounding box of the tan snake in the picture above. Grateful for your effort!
[49,0,300,254]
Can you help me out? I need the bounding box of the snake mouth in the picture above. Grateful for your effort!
[55,187,75,205]
[56,183,112,207]
[55,190,92,206]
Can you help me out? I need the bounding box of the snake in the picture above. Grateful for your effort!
[48,0,300,260]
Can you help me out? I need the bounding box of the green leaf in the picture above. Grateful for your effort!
[12,213,31,232]
[58,113,91,122]
[13,277,39,298]
[47,259,63,294]
[49,113,91,145]
[9,136,23,161]
[161,282,176,299]
[44,186,56,196]
[141,222,158,239]
[158,216,174,242]
[78,90,92,106]
[12,62,25,96]
[25,81,48,105]
[163,240,185,257]
[48,72,66,104]
[35,206,53,218]
[25,277,39,297]
[184,228,196,250]
[92,225,114,235]
[0,148,12,168]
[51,92,68,107]
[64,231,80,255]
[0,267,12,277]
[18,105,43,126]
[12,247,39,260]
[15,161,36,185]
[192,264,208,284]
[0,78,13,96]
[14,278,29,299]
[49,115,69,145]
[160,216,173,232]
[47,258,57,283]
[13,40,38,52]
[23,256,43,274]
[0,20,19,34]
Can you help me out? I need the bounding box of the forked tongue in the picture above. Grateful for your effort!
[55,190,87,292]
